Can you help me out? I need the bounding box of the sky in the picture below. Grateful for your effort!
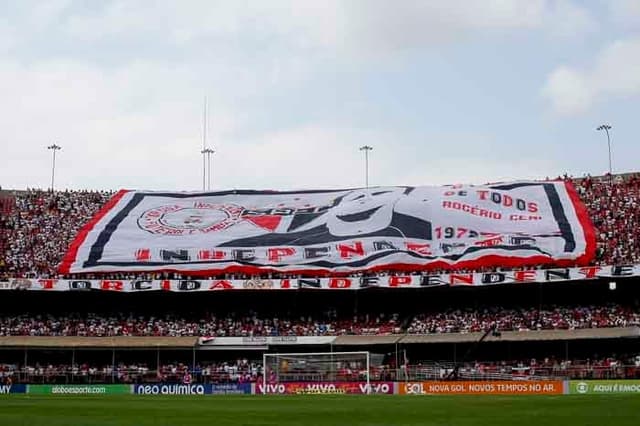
[0,0,639,191]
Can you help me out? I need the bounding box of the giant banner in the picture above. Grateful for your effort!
[2,265,635,292]
[59,182,594,274]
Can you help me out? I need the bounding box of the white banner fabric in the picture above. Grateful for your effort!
[3,265,635,292]
[59,181,595,274]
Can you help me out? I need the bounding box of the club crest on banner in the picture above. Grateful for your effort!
[138,203,244,235]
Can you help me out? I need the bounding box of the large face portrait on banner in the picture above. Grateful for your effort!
[59,181,595,274]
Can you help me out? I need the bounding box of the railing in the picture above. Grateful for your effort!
[3,364,640,384]
[0,369,259,385]
[400,363,640,381]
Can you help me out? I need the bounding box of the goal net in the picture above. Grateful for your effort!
[262,351,372,394]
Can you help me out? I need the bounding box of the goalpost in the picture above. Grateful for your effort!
[262,351,371,394]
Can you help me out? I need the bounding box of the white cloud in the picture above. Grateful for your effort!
[0,59,233,190]
[543,37,640,115]
[542,66,594,115]
[0,0,610,191]
[339,0,595,52]
[0,57,383,191]
[609,0,640,30]
[0,54,563,191]
[542,0,597,38]
[217,126,365,190]
[19,0,595,57]
[0,17,18,53]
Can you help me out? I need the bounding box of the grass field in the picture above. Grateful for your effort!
[0,395,637,426]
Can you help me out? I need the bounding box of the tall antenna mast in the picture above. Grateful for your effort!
[201,96,207,191]
[203,96,208,150]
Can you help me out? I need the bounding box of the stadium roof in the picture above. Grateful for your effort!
[399,327,640,344]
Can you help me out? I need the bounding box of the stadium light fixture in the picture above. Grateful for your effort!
[596,124,613,185]
[201,97,208,191]
[201,148,206,191]
[47,144,62,191]
[201,147,215,191]
[200,97,217,191]
[359,145,373,188]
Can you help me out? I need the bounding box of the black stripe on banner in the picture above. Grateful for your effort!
[490,182,575,252]
[85,193,146,267]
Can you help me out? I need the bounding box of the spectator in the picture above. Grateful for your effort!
[0,311,401,337]
[0,304,636,337]
[2,173,640,278]
[406,304,640,334]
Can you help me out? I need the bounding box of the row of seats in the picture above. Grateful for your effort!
[1,305,637,337]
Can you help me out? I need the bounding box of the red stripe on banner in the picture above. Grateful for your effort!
[98,253,579,278]
[245,215,282,231]
[564,179,597,266]
[58,189,130,274]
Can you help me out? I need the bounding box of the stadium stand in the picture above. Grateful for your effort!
[405,356,640,381]
[1,173,640,278]
[0,304,637,337]
[1,174,639,387]
[3,355,640,385]
[0,189,113,279]
[0,190,15,275]
[0,312,402,337]
[406,304,640,334]
[1,359,262,384]
[574,174,640,265]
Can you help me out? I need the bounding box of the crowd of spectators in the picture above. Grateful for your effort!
[0,359,262,384]
[406,304,640,334]
[0,311,401,337]
[411,355,640,380]
[574,174,640,265]
[0,305,637,337]
[0,189,112,278]
[3,355,640,384]
[1,174,640,280]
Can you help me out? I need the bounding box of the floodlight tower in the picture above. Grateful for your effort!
[202,147,215,190]
[596,124,613,185]
[359,145,373,188]
[201,97,208,191]
[200,96,216,191]
[47,144,62,191]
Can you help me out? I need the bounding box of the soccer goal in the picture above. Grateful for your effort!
[262,351,371,394]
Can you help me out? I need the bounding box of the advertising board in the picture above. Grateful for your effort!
[399,381,564,395]
[134,384,207,395]
[209,383,252,395]
[0,384,27,394]
[570,380,640,394]
[133,383,252,395]
[28,384,130,395]
[256,381,394,395]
